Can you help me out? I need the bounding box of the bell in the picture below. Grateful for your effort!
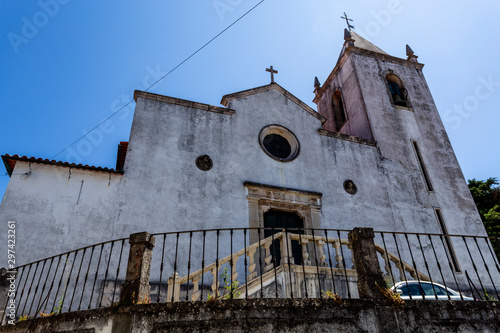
[393,94,407,107]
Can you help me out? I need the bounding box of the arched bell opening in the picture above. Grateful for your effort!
[386,74,409,108]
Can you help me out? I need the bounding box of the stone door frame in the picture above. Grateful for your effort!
[244,182,322,246]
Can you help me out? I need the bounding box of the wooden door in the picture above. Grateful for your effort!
[264,210,304,265]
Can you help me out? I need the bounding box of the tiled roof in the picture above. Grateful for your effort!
[2,154,124,177]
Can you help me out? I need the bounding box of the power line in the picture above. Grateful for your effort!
[47,0,266,163]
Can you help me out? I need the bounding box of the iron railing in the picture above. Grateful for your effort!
[1,228,499,324]
[373,231,500,301]
[2,238,129,322]
[148,229,499,303]
[150,228,357,302]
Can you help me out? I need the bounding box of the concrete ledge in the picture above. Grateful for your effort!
[318,129,377,146]
[134,90,235,116]
[1,299,498,333]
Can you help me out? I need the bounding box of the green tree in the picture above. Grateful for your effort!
[468,178,500,258]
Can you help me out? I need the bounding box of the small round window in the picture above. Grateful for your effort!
[259,125,300,162]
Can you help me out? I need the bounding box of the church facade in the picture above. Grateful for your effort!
[0,30,486,273]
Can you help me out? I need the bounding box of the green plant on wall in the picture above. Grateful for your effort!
[207,267,241,301]
[375,282,405,309]
[321,289,342,304]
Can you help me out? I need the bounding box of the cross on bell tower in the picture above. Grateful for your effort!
[340,12,355,30]
[266,66,278,83]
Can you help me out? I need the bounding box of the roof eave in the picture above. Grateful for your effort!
[2,155,13,177]
[314,46,425,103]
[221,83,327,125]
[1,155,124,176]
[134,90,235,116]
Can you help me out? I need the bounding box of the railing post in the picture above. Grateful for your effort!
[166,273,181,302]
[348,228,385,299]
[280,231,293,266]
[119,232,156,305]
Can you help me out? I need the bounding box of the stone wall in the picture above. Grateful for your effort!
[0,299,498,333]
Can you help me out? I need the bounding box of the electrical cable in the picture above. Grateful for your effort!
[6,0,266,177]
[47,0,265,163]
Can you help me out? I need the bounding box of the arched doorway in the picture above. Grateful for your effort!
[264,209,304,265]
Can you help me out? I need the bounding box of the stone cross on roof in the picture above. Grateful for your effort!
[340,12,355,30]
[266,66,278,83]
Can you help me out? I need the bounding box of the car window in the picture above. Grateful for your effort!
[434,285,450,296]
[398,284,422,296]
[420,283,450,296]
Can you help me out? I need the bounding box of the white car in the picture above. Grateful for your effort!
[392,281,474,301]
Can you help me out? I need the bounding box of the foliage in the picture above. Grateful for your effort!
[384,275,395,289]
[375,282,405,309]
[207,267,241,301]
[468,178,500,258]
[52,296,63,315]
[38,296,64,318]
[39,311,55,318]
[321,290,342,304]
[133,293,152,305]
[18,315,31,322]
[468,178,499,219]
[483,290,498,301]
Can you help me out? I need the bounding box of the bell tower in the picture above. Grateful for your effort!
[313,28,483,237]
[313,28,434,161]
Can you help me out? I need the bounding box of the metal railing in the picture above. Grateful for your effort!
[150,228,359,302]
[1,227,499,324]
[373,231,500,301]
[147,228,439,303]
[2,238,129,322]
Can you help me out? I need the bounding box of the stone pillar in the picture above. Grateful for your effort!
[119,232,156,305]
[348,228,385,299]
[309,205,321,229]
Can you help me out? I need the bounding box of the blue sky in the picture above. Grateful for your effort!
[1,0,499,199]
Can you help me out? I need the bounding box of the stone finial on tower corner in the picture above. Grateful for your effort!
[314,77,321,89]
[344,29,355,47]
[314,76,321,97]
[406,44,418,63]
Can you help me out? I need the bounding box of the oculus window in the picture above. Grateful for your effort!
[259,125,300,162]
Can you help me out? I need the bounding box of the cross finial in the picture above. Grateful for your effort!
[340,12,355,30]
[266,66,278,83]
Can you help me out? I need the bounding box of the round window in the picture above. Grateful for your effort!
[259,125,300,162]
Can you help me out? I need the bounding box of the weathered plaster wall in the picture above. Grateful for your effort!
[347,52,489,286]
[116,89,395,238]
[317,56,374,140]
[0,163,121,263]
[1,299,498,333]
[350,52,483,237]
